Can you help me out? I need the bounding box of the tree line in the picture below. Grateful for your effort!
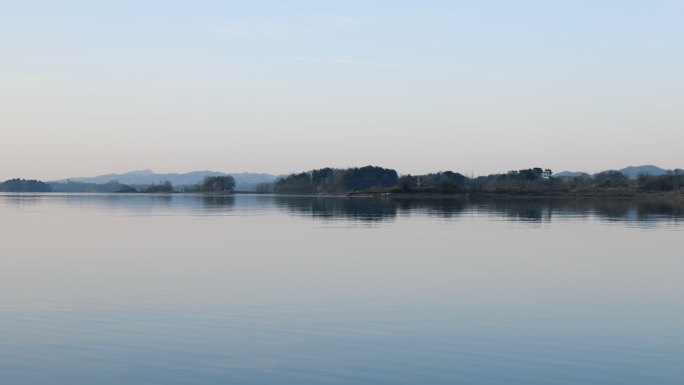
[2,168,682,195]
[273,166,398,194]
[271,166,684,195]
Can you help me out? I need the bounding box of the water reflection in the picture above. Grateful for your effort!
[0,193,682,224]
[196,194,236,209]
[275,195,684,224]
[1,193,682,385]
[473,197,684,223]
[273,196,399,221]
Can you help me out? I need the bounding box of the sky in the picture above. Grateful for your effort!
[1,0,683,180]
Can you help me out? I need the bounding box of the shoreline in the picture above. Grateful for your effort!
[344,190,684,200]
[3,191,682,201]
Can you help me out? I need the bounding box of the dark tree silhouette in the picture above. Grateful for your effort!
[192,176,236,193]
[140,181,174,193]
[0,179,52,192]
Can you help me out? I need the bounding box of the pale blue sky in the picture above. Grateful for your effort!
[1,0,683,180]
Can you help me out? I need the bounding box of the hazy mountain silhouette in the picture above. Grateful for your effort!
[59,170,279,191]
[555,165,673,179]
[618,165,669,179]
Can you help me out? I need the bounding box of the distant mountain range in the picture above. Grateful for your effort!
[618,165,671,179]
[57,170,280,191]
[554,165,678,179]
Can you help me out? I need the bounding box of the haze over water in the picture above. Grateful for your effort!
[1,194,682,385]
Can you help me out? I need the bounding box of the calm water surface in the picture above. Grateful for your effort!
[1,194,682,385]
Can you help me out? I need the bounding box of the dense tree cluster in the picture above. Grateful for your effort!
[254,183,273,193]
[117,185,138,193]
[273,166,398,194]
[140,181,174,193]
[635,173,684,191]
[593,171,629,188]
[188,176,236,193]
[398,171,467,193]
[0,179,52,192]
[482,168,555,192]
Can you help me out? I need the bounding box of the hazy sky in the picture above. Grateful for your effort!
[1,0,683,180]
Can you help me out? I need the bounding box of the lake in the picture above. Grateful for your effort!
[1,194,682,385]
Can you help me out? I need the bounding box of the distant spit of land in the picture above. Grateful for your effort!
[1,165,682,197]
